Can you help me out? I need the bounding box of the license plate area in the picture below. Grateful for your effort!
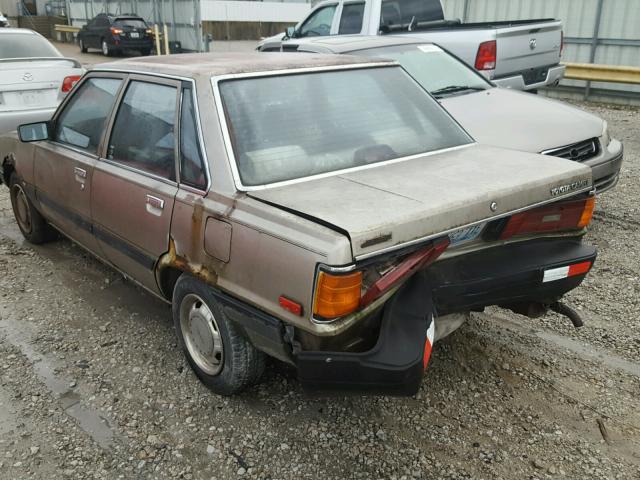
[130,32,140,38]
[448,223,486,247]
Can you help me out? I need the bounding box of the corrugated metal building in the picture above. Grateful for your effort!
[441,0,640,104]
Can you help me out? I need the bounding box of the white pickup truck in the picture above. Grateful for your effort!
[257,0,565,91]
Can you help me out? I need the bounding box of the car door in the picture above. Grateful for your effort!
[34,74,125,253]
[91,75,180,293]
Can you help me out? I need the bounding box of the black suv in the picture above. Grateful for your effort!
[78,13,153,56]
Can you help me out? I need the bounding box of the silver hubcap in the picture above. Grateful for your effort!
[12,184,31,234]
[102,41,108,55]
[179,294,224,376]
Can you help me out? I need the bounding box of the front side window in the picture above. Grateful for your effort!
[297,5,337,37]
[179,88,207,189]
[357,44,491,96]
[54,77,122,154]
[219,66,472,186]
[0,32,62,59]
[107,81,177,180]
[339,2,365,34]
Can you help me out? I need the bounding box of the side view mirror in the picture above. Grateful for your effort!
[18,122,50,142]
[285,26,296,39]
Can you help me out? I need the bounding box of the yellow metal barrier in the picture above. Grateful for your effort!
[53,24,80,33]
[563,62,640,85]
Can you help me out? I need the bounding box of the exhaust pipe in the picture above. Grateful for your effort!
[549,301,584,328]
[503,301,584,328]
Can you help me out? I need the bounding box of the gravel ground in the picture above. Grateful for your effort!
[1,100,639,480]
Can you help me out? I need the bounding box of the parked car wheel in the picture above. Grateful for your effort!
[172,274,265,395]
[141,48,151,56]
[101,39,111,56]
[79,38,87,53]
[9,173,56,244]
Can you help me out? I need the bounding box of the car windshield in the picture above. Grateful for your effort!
[357,44,492,97]
[219,66,472,187]
[0,32,61,59]
[114,18,147,28]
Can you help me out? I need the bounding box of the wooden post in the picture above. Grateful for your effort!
[153,24,161,55]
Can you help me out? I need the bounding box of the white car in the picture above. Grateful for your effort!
[0,28,84,134]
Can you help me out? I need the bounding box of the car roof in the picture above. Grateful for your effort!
[0,28,39,35]
[94,52,393,78]
[294,35,434,53]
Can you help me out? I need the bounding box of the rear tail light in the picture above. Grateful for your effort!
[499,196,595,240]
[61,75,81,93]
[110,27,123,35]
[475,40,497,70]
[313,271,363,319]
[313,239,449,321]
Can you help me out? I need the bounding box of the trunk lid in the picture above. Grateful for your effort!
[0,59,81,111]
[493,20,563,77]
[248,144,592,260]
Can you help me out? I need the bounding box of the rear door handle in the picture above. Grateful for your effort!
[145,194,164,216]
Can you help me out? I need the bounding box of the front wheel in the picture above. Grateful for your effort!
[9,172,57,244]
[172,275,265,395]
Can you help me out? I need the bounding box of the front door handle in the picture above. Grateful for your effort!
[74,167,87,179]
[145,194,164,216]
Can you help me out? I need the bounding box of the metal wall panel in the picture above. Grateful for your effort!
[441,0,640,102]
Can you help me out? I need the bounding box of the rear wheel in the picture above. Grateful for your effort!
[9,172,56,244]
[101,39,112,56]
[172,275,265,395]
[141,48,151,56]
[79,38,87,53]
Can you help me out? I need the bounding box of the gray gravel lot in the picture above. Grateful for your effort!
[0,96,639,480]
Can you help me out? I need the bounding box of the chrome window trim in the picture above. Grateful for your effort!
[210,63,475,192]
[91,69,212,192]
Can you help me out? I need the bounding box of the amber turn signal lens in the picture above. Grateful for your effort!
[313,271,362,319]
[578,196,595,228]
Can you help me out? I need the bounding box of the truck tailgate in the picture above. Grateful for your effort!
[493,20,562,78]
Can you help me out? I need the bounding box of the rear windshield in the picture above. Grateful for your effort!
[114,18,147,28]
[357,44,491,95]
[219,66,472,186]
[0,32,61,59]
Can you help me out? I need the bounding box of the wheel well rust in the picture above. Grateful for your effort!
[156,237,218,300]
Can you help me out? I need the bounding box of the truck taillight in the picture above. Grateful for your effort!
[499,197,595,240]
[475,40,496,70]
[61,75,81,93]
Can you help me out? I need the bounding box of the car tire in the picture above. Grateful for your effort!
[101,39,111,56]
[79,38,87,53]
[141,49,151,56]
[9,172,57,244]
[172,274,266,395]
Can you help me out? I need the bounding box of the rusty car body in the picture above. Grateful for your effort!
[0,53,598,395]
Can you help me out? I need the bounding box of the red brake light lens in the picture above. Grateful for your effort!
[475,40,497,70]
[500,197,595,240]
[61,75,81,93]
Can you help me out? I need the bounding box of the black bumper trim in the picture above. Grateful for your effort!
[296,272,433,396]
[428,238,597,314]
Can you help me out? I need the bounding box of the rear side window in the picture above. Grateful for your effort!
[0,32,62,59]
[54,77,122,154]
[107,81,178,180]
[339,3,365,34]
[179,88,207,189]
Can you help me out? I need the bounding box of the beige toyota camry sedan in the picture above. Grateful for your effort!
[0,53,597,395]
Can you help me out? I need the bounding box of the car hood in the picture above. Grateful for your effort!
[248,144,592,260]
[441,88,604,152]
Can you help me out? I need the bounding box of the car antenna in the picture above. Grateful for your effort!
[408,16,416,32]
